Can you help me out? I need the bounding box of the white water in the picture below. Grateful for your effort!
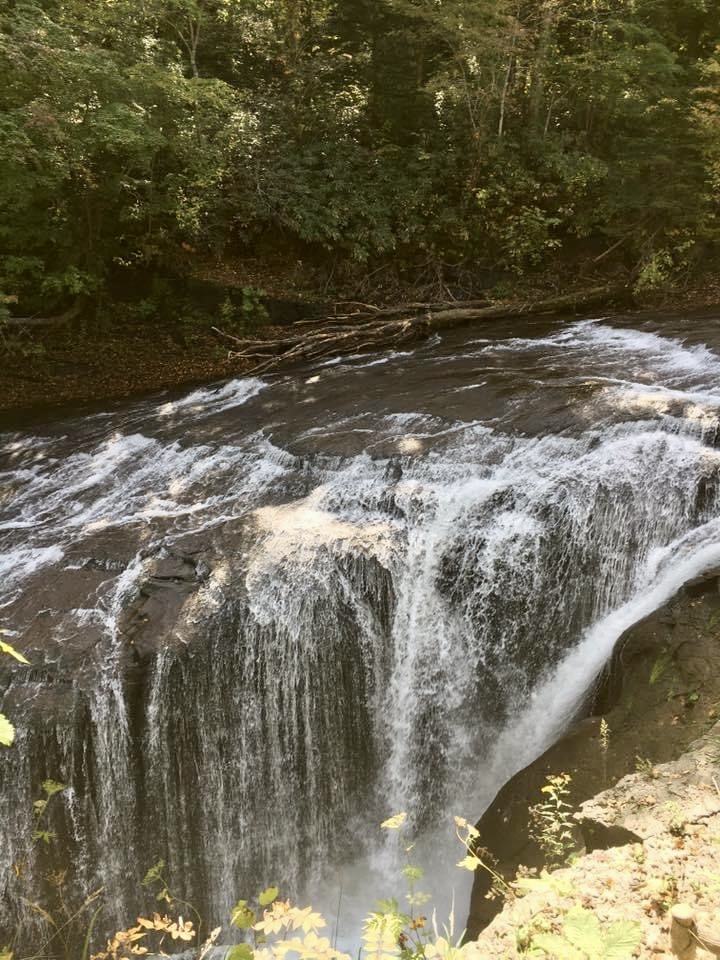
[2,315,720,944]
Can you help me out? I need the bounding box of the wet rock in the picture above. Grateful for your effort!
[120,549,214,661]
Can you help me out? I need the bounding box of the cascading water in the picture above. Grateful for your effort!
[3,314,720,947]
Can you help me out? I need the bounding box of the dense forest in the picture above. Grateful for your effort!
[2,0,720,320]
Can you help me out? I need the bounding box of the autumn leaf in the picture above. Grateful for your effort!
[0,639,29,664]
[380,812,407,830]
[0,713,15,747]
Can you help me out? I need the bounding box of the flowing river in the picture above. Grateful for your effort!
[2,312,720,946]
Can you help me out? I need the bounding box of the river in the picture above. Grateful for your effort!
[2,311,720,948]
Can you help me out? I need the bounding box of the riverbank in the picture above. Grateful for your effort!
[466,571,720,955]
[2,267,719,418]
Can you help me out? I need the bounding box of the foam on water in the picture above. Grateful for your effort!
[156,376,266,417]
[3,318,720,943]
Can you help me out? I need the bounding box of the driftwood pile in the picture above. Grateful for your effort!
[213,283,631,376]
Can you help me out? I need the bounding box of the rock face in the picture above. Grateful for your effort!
[471,722,720,958]
[466,571,720,940]
[578,741,720,851]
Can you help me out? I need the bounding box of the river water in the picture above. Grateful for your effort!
[2,312,720,946]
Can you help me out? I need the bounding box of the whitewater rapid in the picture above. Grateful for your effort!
[2,314,720,944]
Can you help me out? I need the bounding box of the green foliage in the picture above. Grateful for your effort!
[30,779,66,845]
[0,0,718,317]
[649,649,673,685]
[599,719,610,753]
[231,899,257,929]
[530,906,642,960]
[258,887,280,908]
[219,287,269,336]
[141,860,176,904]
[529,774,577,866]
[4,810,657,960]
[227,945,254,960]
[634,756,657,778]
[453,814,512,901]
[41,780,66,798]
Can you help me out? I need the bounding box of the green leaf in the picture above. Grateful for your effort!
[0,640,29,665]
[557,907,642,960]
[374,898,399,915]
[42,779,66,797]
[0,714,15,747]
[231,899,256,929]
[532,932,584,959]
[258,886,279,907]
[32,830,55,845]
[227,946,253,960]
[562,907,604,956]
[598,920,643,960]
[142,860,165,885]
[402,865,423,881]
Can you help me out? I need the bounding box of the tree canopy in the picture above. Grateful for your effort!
[1,0,719,313]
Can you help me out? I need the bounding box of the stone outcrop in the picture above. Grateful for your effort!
[467,572,720,945]
[471,722,720,958]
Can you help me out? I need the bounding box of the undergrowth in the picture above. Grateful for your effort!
[1,777,644,960]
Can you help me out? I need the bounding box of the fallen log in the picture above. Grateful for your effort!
[217,282,631,376]
[293,298,492,326]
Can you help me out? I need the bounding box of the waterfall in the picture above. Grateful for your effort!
[2,316,720,947]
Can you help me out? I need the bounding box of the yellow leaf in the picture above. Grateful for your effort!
[0,640,29,665]
[0,713,15,747]
[456,856,479,872]
[380,812,407,830]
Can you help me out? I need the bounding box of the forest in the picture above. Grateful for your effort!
[2,0,720,324]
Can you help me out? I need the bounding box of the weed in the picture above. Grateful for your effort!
[453,815,514,902]
[664,801,686,837]
[599,719,610,753]
[634,756,657,778]
[645,873,679,914]
[649,649,673,686]
[599,718,611,785]
[529,774,577,866]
